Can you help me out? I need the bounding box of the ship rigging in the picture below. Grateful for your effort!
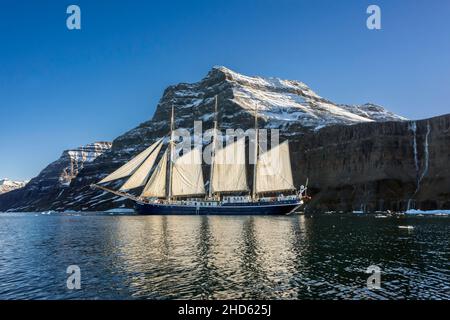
[91,96,308,215]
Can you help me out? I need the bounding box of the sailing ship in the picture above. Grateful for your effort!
[92,96,309,215]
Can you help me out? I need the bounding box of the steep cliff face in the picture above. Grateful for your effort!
[1,67,448,212]
[0,142,111,211]
[290,114,450,212]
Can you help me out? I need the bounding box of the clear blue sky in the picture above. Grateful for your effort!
[1,0,449,180]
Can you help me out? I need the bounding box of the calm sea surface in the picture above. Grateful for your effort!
[0,212,448,300]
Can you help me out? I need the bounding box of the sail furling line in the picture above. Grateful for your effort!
[208,95,218,199]
[167,105,175,201]
[252,104,259,200]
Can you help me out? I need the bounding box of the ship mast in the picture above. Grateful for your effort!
[208,95,218,199]
[252,103,259,201]
[167,105,175,202]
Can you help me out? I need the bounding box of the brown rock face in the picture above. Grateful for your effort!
[0,67,448,213]
[290,114,450,212]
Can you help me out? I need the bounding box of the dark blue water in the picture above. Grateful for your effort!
[0,212,448,300]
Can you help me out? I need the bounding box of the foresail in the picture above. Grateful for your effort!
[119,141,163,191]
[212,139,248,193]
[98,139,162,184]
[141,148,168,198]
[256,141,295,193]
[172,148,205,197]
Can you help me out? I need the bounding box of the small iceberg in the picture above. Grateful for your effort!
[405,209,450,216]
[41,210,56,215]
[104,208,135,214]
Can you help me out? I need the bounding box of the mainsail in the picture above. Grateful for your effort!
[171,148,205,197]
[98,139,162,184]
[141,148,168,198]
[256,141,295,194]
[212,139,248,193]
[119,141,163,191]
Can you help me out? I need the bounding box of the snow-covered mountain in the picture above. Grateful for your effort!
[24,141,113,191]
[59,142,113,186]
[0,142,111,211]
[0,179,28,195]
[213,66,406,130]
[114,66,406,148]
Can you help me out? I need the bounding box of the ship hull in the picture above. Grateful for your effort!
[134,200,302,215]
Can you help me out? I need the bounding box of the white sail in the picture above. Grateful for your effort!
[119,141,163,191]
[98,139,162,184]
[256,141,295,194]
[212,139,248,193]
[141,148,168,198]
[171,148,205,197]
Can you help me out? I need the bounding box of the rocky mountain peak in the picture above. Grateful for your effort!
[23,141,112,191]
[0,179,28,195]
[63,142,112,164]
[210,65,312,93]
[155,67,407,133]
[113,66,408,151]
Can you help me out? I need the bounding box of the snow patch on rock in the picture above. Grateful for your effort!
[0,179,28,194]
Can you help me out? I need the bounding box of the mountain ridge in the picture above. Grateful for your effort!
[0,142,111,211]
[111,66,406,151]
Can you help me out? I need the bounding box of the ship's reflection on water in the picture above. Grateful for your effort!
[0,214,448,299]
[114,215,307,299]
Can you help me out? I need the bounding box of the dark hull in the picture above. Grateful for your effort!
[134,200,302,215]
